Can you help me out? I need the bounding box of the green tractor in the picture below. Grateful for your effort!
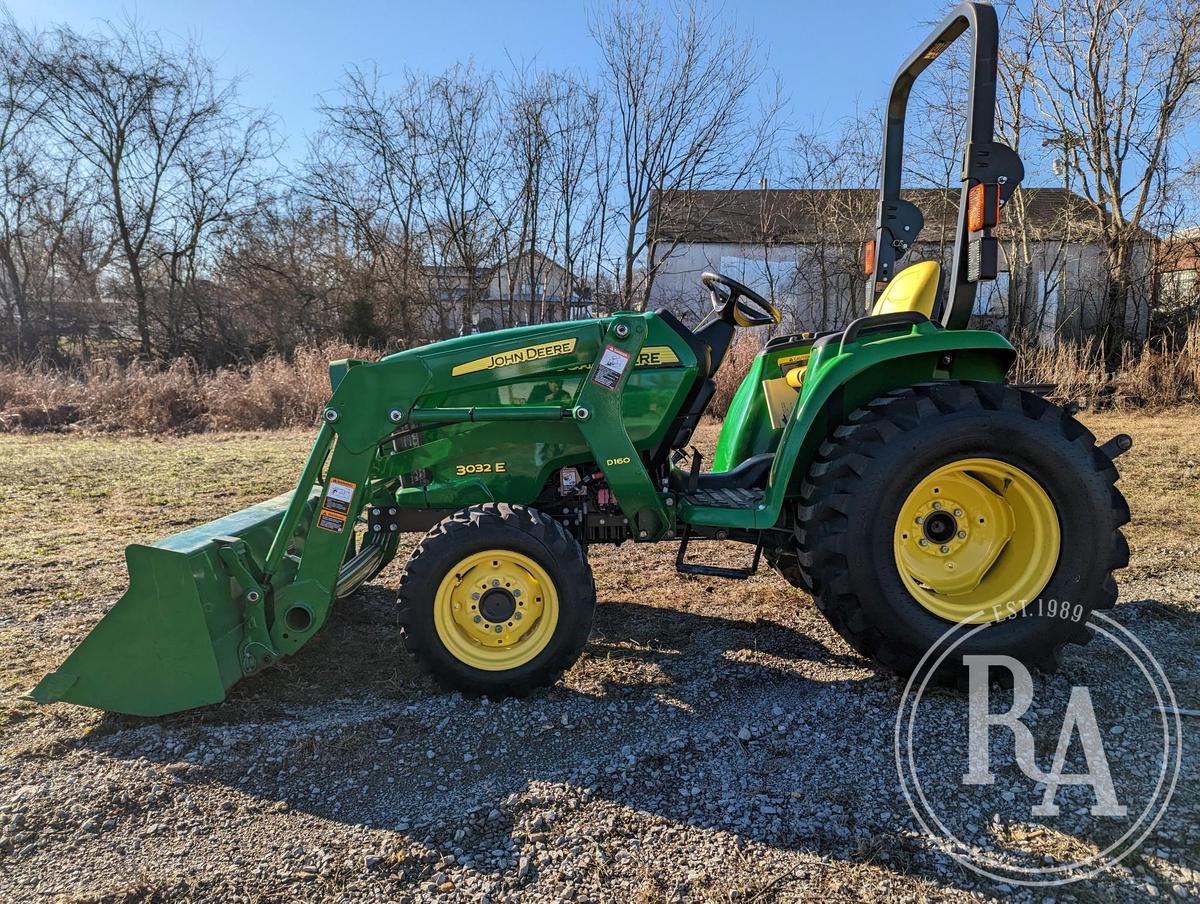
[32,3,1130,716]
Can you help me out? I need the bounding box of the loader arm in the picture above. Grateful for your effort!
[31,312,685,714]
[259,312,673,666]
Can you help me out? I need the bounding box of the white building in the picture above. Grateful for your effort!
[648,187,1149,344]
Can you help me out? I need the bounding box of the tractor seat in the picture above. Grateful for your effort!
[798,260,943,377]
[871,260,940,317]
[669,452,774,493]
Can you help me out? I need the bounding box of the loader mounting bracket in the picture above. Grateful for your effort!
[216,536,278,675]
[573,315,674,541]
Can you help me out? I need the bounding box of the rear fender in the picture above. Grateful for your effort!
[764,327,1015,516]
[679,325,1014,530]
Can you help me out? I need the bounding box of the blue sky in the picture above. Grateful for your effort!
[5,0,948,164]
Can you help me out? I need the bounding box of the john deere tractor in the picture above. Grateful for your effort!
[32,3,1130,716]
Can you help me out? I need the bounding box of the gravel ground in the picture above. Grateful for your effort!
[1,414,1197,902]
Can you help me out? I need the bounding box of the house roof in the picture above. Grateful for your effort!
[424,250,576,280]
[650,187,1107,245]
[1158,230,1200,271]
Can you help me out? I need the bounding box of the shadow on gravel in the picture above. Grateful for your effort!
[70,593,1197,898]
[78,591,885,825]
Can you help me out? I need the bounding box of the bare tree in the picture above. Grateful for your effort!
[1020,0,1200,360]
[418,64,508,335]
[546,75,603,320]
[307,66,431,344]
[781,115,879,330]
[27,17,244,357]
[0,17,112,361]
[591,0,781,309]
[152,104,273,362]
[502,67,557,325]
[217,193,344,353]
[0,17,48,358]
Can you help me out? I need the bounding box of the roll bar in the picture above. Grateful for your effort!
[866,1,1025,330]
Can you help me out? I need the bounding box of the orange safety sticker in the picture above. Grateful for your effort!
[317,510,347,533]
[317,477,357,532]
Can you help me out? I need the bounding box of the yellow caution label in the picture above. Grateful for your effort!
[777,352,810,368]
[451,338,578,376]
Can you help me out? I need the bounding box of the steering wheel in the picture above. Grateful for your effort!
[701,272,782,328]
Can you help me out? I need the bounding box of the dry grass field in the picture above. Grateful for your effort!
[0,413,1197,902]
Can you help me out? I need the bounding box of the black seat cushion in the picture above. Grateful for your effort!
[669,452,775,493]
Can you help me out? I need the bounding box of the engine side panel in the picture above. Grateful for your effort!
[712,339,813,471]
[381,314,699,509]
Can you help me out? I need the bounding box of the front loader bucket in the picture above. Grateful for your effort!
[30,492,304,717]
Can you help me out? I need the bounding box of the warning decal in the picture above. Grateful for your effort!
[318,511,347,532]
[317,477,357,532]
[591,345,631,390]
[322,478,355,513]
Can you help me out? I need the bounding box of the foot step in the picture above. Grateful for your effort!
[674,525,762,580]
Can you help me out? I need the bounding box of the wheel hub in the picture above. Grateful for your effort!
[433,549,558,670]
[893,458,1060,623]
[922,510,958,544]
[479,587,517,623]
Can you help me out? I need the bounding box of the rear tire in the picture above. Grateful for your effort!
[798,381,1129,680]
[398,503,595,696]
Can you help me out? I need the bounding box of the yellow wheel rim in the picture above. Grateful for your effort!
[433,549,559,671]
[893,458,1060,624]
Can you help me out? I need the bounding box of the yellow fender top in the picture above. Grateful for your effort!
[871,261,941,318]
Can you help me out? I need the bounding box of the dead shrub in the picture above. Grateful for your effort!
[1014,322,1200,409]
[2,330,1198,435]
[0,343,372,434]
[708,333,763,421]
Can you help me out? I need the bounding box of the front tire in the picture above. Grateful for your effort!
[798,381,1130,680]
[398,503,595,696]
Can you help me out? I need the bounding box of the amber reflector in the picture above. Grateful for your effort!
[968,183,1001,233]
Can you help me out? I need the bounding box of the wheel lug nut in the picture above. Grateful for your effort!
[514,612,522,620]
[494,625,503,634]
[940,545,950,553]
[953,509,963,517]
[932,501,942,510]
[957,531,966,539]
[473,615,482,623]
[919,539,929,547]
[915,516,924,525]
[471,592,480,600]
